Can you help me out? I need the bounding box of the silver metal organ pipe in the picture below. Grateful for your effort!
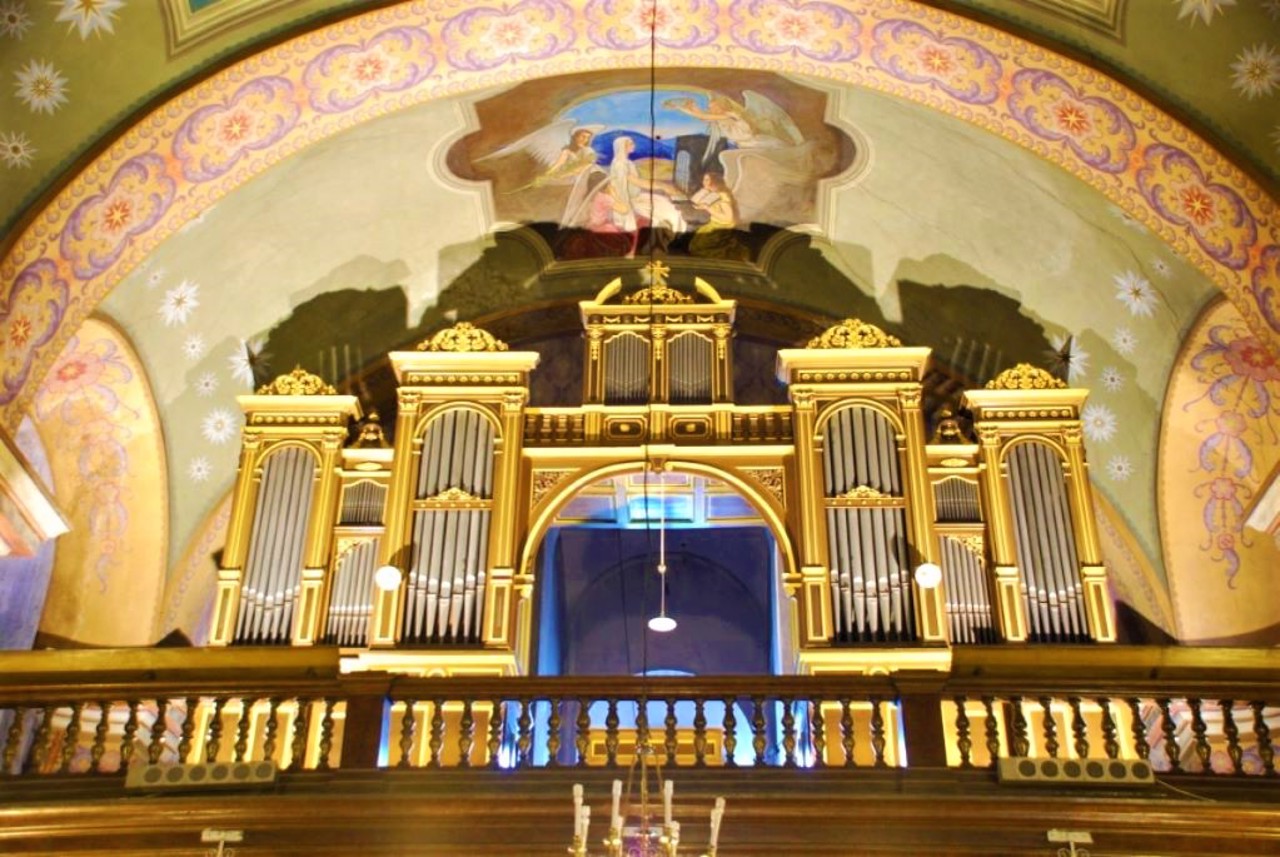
[1028,445,1069,638]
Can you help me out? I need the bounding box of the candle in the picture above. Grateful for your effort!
[663,779,673,826]
[709,797,725,848]
[581,805,591,848]
[573,784,583,838]
[611,779,622,831]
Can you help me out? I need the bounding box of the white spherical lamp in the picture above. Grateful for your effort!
[913,562,943,589]
[374,564,403,592]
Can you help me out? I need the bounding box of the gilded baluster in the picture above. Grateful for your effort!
[177,697,197,765]
[398,699,416,768]
[1038,697,1058,758]
[262,698,281,764]
[839,698,855,768]
[953,696,972,768]
[604,699,620,768]
[316,699,336,771]
[205,697,226,763]
[982,697,1000,767]
[1126,698,1150,760]
[1009,697,1030,758]
[118,701,139,773]
[290,698,311,771]
[781,698,797,767]
[32,706,54,773]
[1189,699,1211,774]
[693,699,708,768]
[234,699,253,762]
[432,698,448,768]
[542,700,557,769]
[146,700,167,765]
[1157,698,1181,773]
[1251,700,1275,776]
[722,698,738,768]
[489,700,506,770]
[751,696,767,766]
[809,700,825,769]
[664,699,678,766]
[574,699,589,768]
[90,701,110,774]
[635,700,650,762]
[4,707,26,775]
[870,697,887,768]
[1220,700,1242,776]
[1099,698,1119,760]
[60,703,82,774]
[1068,697,1088,760]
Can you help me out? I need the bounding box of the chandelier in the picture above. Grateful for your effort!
[569,749,725,857]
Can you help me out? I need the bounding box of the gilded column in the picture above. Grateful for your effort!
[210,432,263,646]
[898,387,947,643]
[485,389,528,650]
[371,390,421,647]
[1063,424,1117,642]
[975,423,1028,642]
[294,428,347,645]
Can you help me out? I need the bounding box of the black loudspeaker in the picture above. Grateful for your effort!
[125,760,277,790]
[998,756,1155,787]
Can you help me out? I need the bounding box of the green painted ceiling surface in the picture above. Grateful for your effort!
[0,1,1276,239]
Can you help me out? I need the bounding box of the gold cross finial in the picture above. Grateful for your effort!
[643,259,670,287]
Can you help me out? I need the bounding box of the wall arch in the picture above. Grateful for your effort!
[0,0,1275,431]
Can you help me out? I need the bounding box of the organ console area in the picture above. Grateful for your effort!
[208,262,1117,676]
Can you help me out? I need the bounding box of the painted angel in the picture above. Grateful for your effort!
[477,119,606,191]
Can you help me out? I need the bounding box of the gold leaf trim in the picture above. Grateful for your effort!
[257,366,337,396]
[839,485,888,500]
[417,322,509,353]
[426,486,479,502]
[985,363,1066,390]
[806,318,902,349]
[622,284,694,305]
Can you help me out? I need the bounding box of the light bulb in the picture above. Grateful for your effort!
[374,564,403,592]
[913,562,942,589]
[648,615,677,633]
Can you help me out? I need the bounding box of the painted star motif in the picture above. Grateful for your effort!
[53,0,124,39]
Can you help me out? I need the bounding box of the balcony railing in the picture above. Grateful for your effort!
[0,648,1276,781]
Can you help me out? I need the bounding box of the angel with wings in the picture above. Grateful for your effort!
[477,119,606,191]
[665,90,814,228]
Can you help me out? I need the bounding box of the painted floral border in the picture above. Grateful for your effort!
[1,0,1276,427]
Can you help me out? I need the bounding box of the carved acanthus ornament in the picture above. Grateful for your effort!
[417,321,509,353]
[623,285,694,305]
[841,485,888,500]
[531,470,575,506]
[806,319,902,349]
[257,367,337,396]
[985,363,1066,390]
[743,467,785,505]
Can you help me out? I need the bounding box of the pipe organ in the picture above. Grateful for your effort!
[210,264,1116,677]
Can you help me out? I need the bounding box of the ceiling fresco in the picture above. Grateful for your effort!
[0,0,1277,644]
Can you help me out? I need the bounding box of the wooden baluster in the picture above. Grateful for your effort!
[839,698,855,768]
[664,699,678,766]
[458,700,476,768]
[954,696,972,768]
[1220,700,1242,776]
[205,698,226,763]
[177,697,197,765]
[1251,700,1275,776]
[1099,698,1119,760]
[1189,699,1211,774]
[90,701,110,774]
[781,698,797,768]
[147,700,167,765]
[1157,698,1181,773]
[982,697,1000,767]
[3,707,24,775]
[870,697,887,768]
[574,699,589,768]
[316,699,336,771]
[234,699,253,762]
[693,699,708,768]
[290,698,311,771]
[1039,697,1058,758]
[635,700,650,762]
[809,699,825,769]
[604,699,620,768]
[751,696,767,767]
[489,699,506,770]
[1009,697,1030,758]
[431,698,448,768]
[118,701,139,773]
[543,700,557,769]
[59,703,82,773]
[722,698,738,768]
[32,706,54,773]
[1069,697,1089,760]
[1126,698,1150,760]
[398,699,416,768]
[262,698,281,765]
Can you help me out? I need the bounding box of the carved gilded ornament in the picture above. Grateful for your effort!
[985,363,1067,390]
[426,486,479,503]
[256,366,337,396]
[806,319,902,349]
[743,467,785,505]
[838,485,890,500]
[417,321,509,353]
[622,285,694,305]
[959,536,985,559]
[531,470,574,506]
